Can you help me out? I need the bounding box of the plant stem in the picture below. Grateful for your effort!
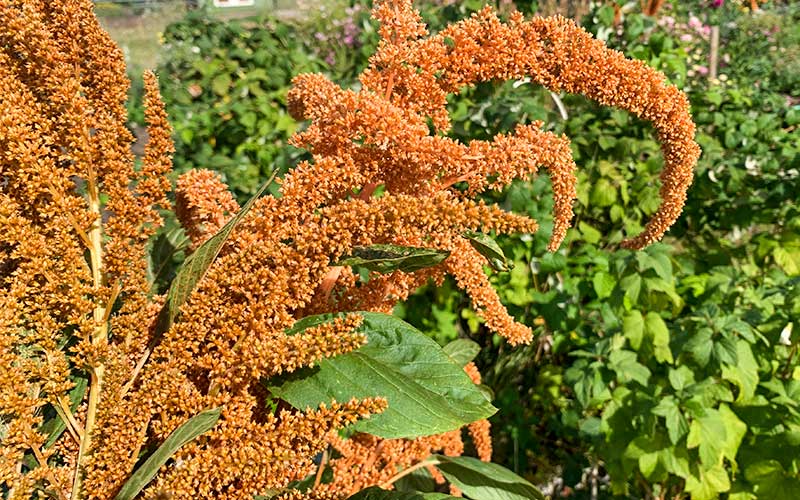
[32,445,68,500]
[71,160,108,500]
[379,458,440,489]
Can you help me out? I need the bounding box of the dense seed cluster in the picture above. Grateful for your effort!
[1,0,698,498]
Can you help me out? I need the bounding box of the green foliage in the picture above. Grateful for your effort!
[158,12,323,198]
[434,455,546,500]
[267,312,497,439]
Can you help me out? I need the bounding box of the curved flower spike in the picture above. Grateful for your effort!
[427,9,700,249]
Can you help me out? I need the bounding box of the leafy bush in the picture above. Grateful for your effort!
[158,11,323,197]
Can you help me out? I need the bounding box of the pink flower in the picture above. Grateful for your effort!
[688,16,702,29]
[680,34,693,42]
[696,65,709,75]
[711,0,724,7]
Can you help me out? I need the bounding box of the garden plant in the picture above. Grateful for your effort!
[6,0,798,499]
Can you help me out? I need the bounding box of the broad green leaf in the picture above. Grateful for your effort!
[668,366,695,392]
[687,410,727,467]
[114,408,221,500]
[622,310,644,350]
[721,341,759,403]
[685,464,731,500]
[661,446,691,478]
[620,273,642,305]
[434,455,545,500]
[395,466,436,493]
[745,460,800,499]
[645,312,673,364]
[593,271,616,299]
[713,336,739,370]
[335,244,450,274]
[268,313,496,439]
[684,328,714,367]
[157,174,275,333]
[773,247,800,276]
[719,404,746,463]
[347,487,456,500]
[637,249,673,282]
[608,350,651,386]
[578,221,602,245]
[442,339,480,367]
[463,231,513,272]
[652,396,689,445]
[624,436,665,479]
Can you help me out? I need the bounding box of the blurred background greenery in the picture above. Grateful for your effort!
[100,0,800,497]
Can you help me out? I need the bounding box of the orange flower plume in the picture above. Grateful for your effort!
[0,0,698,498]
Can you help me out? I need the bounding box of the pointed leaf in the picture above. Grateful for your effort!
[335,244,450,274]
[157,174,275,333]
[463,231,513,272]
[114,408,221,500]
[434,455,545,500]
[42,375,88,449]
[269,313,496,439]
[442,339,480,367]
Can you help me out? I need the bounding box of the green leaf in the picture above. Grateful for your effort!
[442,339,480,367]
[721,340,759,403]
[718,404,746,463]
[434,455,545,500]
[745,460,800,498]
[622,310,644,350]
[668,366,695,392]
[347,488,456,500]
[114,408,221,500]
[593,271,616,299]
[42,375,88,449]
[685,464,731,500]
[608,350,650,386]
[590,178,617,207]
[211,73,231,96]
[714,335,739,366]
[463,231,513,272]
[652,396,689,445]
[645,312,673,364]
[335,244,450,274]
[620,273,642,305]
[156,174,275,333]
[395,466,436,493]
[578,221,602,245]
[268,313,496,439]
[687,410,727,467]
[774,246,800,276]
